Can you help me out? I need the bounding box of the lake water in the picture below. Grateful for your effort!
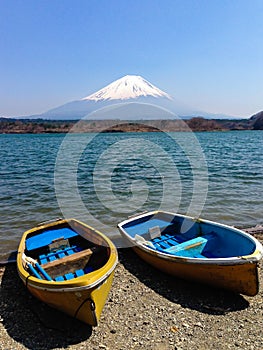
[0,130,262,263]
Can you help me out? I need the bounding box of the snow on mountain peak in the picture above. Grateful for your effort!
[82,75,172,101]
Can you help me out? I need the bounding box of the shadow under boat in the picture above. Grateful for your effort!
[0,262,91,350]
[118,248,250,315]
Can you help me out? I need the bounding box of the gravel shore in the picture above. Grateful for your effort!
[0,229,262,350]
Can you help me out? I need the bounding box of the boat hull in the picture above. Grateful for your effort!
[17,219,118,326]
[118,211,263,296]
[22,270,115,326]
[133,246,259,296]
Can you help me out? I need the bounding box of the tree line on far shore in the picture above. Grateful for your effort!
[0,113,262,134]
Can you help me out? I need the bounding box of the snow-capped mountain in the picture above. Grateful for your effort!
[82,75,172,101]
[36,75,179,120]
[30,75,232,120]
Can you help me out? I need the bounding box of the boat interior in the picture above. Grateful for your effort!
[123,213,256,259]
[23,223,110,282]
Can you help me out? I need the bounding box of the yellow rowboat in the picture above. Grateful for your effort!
[17,218,118,326]
[118,211,263,296]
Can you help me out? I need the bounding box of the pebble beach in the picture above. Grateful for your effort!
[0,228,262,350]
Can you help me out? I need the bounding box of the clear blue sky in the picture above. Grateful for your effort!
[1,0,262,117]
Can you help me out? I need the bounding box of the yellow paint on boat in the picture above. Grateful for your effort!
[134,246,259,296]
[17,219,118,326]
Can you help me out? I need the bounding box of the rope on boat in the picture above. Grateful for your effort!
[134,234,155,248]
[74,298,97,325]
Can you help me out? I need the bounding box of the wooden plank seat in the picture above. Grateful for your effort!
[40,248,93,281]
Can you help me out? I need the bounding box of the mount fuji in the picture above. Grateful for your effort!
[82,75,172,101]
[33,75,229,120]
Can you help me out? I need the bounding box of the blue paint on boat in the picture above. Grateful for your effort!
[122,212,257,259]
[26,227,78,251]
[162,237,208,258]
[123,217,170,238]
[28,264,43,279]
[35,263,52,281]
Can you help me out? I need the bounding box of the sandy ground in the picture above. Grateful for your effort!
[0,229,263,350]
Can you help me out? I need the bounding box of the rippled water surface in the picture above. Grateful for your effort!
[0,130,262,262]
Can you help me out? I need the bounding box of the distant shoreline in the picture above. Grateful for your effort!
[0,116,262,134]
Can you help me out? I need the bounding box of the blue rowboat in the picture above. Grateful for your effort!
[118,211,263,296]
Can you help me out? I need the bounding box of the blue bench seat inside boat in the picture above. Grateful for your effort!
[163,236,208,258]
[54,266,94,281]
[26,228,78,251]
[38,245,80,264]
[29,265,94,281]
[151,233,180,249]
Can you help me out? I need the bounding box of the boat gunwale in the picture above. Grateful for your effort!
[117,210,263,265]
[17,260,118,292]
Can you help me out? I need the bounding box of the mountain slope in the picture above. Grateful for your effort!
[82,75,172,101]
[38,75,179,120]
[29,75,235,120]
